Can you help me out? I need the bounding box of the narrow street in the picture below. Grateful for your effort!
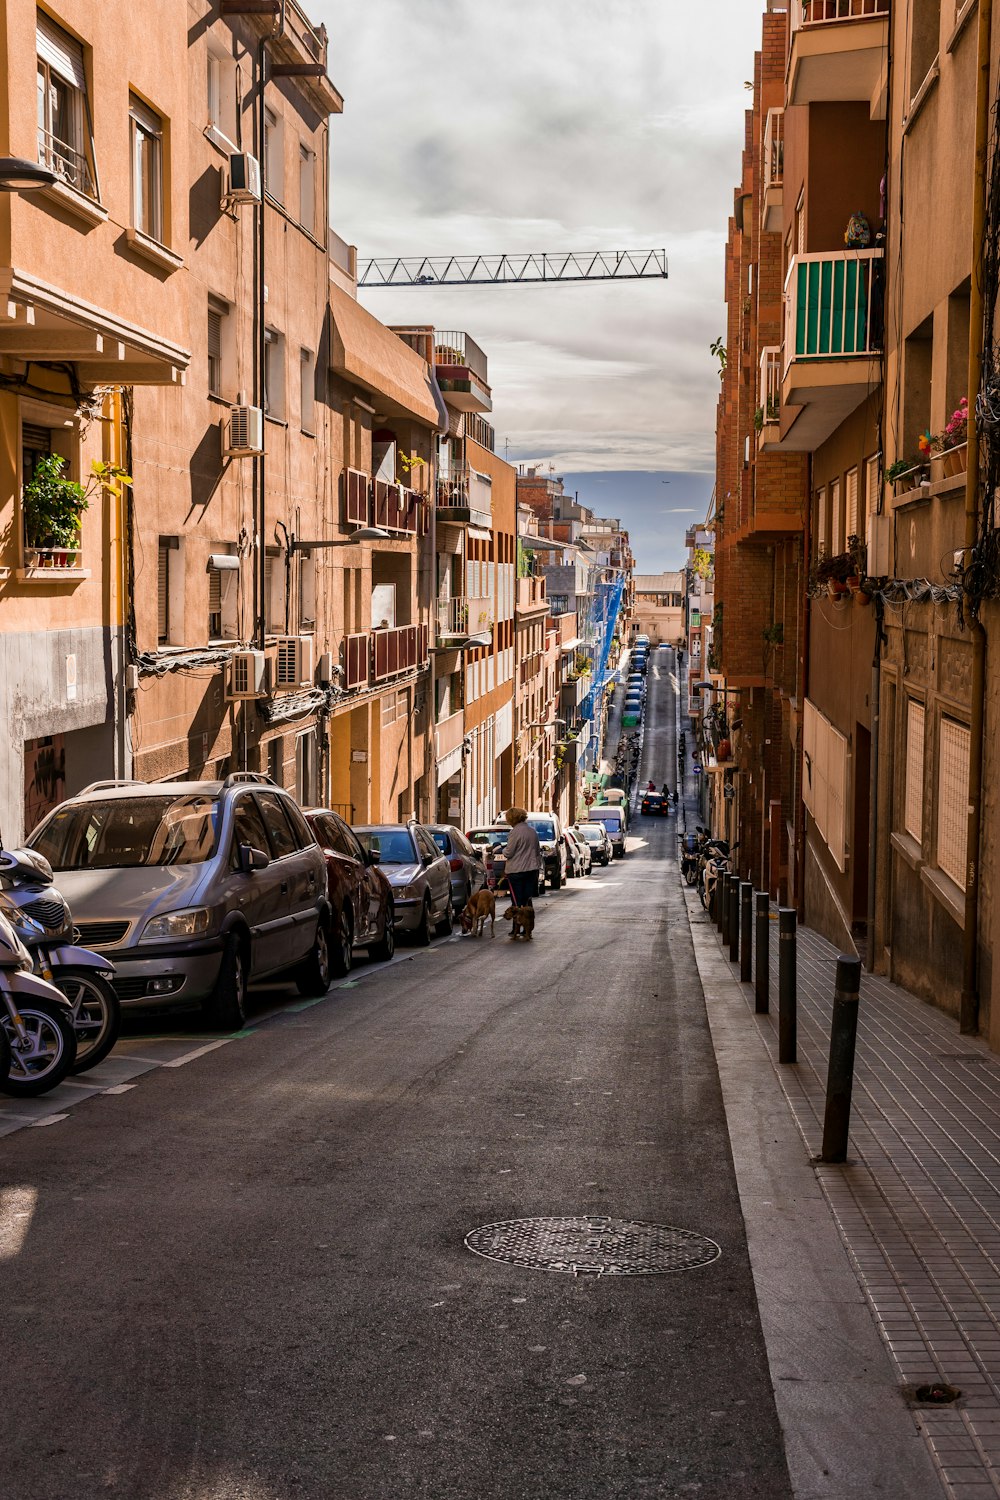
[3,655,791,1500]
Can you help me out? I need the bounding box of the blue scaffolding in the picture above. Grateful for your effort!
[578,574,626,769]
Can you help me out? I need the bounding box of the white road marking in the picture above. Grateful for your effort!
[28,1114,68,1128]
[162,1039,231,1068]
[0,1187,38,1259]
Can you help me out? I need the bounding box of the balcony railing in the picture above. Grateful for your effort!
[433,330,488,383]
[760,345,781,420]
[343,632,369,689]
[436,463,493,523]
[371,623,428,683]
[783,250,883,368]
[37,129,96,200]
[792,0,888,27]
[762,109,784,193]
[373,480,420,535]
[436,595,493,638]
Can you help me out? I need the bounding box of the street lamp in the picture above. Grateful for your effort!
[288,526,391,552]
[691,680,742,696]
[527,719,566,729]
[0,157,57,192]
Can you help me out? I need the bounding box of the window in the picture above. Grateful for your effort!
[845,467,859,541]
[865,454,880,520]
[936,717,970,888]
[904,699,925,844]
[129,94,163,242]
[299,143,315,233]
[256,792,299,859]
[299,550,316,630]
[263,106,283,202]
[157,535,178,646]
[22,421,51,486]
[802,698,849,872]
[230,795,271,868]
[295,733,316,805]
[36,11,96,197]
[815,486,828,556]
[208,297,227,397]
[263,327,285,418]
[206,48,236,142]
[795,190,805,255]
[910,0,942,98]
[830,477,843,556]
[265,548,286,635]
[208,550,238,641]
[300,348,315,432]
[267,737,283,787]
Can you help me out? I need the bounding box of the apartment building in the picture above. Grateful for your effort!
[633,572,684,647]
[684,524,715,678]
[0,0,192,841]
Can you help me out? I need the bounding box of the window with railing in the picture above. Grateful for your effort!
[762,109,784,192]
[759,346,781,422]
[36,11,97,199]
[783,250,884,366]
[793,0,889,26]
[433,330,488,384]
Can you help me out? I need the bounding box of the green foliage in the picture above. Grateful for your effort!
[710,335,727,375]
[23,455,133,551]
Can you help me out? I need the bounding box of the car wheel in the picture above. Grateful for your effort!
[414,898,433,947]
[329,905,353,980]
[370,904,395,963]
[295,918,332,997]
[436,901,454,937]
[204,934,248,1031]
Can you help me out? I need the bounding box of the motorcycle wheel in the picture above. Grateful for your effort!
[0,997,77,1097]
[60,969,121,1074]
[684,865,698,886]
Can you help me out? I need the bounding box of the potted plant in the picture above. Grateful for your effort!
[814,550,853,597]
[936,397,968,478]
[885,456,924,495]
[22,456,131,567]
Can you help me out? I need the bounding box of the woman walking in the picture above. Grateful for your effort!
[503,807,542,911]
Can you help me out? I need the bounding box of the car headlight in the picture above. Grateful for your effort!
[397,883,424,900]
[540,841,555,853]
[140,907,212,942]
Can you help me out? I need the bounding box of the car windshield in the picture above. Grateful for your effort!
[469,828,509,848]
[576,825,603,842]
[30,796,220,870]
[590,811,622,829]
[528,818,555,841]
[355,828,416,865]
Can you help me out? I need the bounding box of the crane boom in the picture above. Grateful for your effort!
[358,249,668,287]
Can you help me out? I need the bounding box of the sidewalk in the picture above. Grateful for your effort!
[689,881,1000,1499]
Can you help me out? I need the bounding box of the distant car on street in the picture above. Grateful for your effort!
[585,805,627,859]
[426,824,486,911]
[563,826,592,876]
[353,823,453,945]
[303,807,395,971]
[640,791,670,817]
[574,821,612,866]
[467,826,513,891]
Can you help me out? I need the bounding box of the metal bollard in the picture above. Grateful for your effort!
[821,956,862,1163]
[728,877,740,964]
[778,907,797,1063]
[720,872,732,945]
[715,870,726,934]
[740,883,753,982]
[755,891,770,1013]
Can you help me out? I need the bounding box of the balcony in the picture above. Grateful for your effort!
[780,250,883,450]
[434,331,492,413]
[560,674,589,711]
[757,345,782,452]
[372,624,428,683]
[436,463,492,528]
[343,632,369,689]
[788,0,890,113]
[515,575,548,613]
[761,110,784,233]
[436,595,493,643]
[373,480,420,535]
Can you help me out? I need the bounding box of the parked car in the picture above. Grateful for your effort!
[640,791,670,817]
[563,827,592,877]
[353,823,453,945]
[467,826,512,891]
[27,773,331,1028]
[585,805,627,859]
[521,811,567,890]
[574,821,612,867]
[303,807,395,971]
[426,824,487,911]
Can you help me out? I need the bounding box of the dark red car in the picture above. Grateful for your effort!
[303,808,395,974]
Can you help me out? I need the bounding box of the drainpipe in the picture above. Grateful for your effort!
[961,0,993,1035]
[427,345,450,819]
[253,34,267,652]
[866,596,884,971]
[795,455,812,915]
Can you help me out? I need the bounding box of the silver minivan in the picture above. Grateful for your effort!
[28,774,331,1028]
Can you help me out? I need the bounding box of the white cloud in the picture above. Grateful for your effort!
[314,0,760,471]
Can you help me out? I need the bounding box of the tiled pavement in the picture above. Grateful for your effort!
[700,897,1000,1499]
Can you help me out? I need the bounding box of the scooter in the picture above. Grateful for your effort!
[0,898,78,1097]
[0,847,120,1073]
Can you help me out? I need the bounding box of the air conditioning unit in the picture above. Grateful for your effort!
[223,405,264,458]
[228,650,268,700]
[224,152,262,206]
[274,635,314,688]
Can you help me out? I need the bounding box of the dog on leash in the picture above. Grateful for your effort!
[460,889,496,938]
[503,905,535,941]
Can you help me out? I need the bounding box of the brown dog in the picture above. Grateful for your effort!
[460,888,496,938]
[503,905,535,941]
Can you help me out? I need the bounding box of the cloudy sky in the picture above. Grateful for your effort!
[315,0,763,564]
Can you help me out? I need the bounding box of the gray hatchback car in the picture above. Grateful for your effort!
[353,823,453,944]
[28,774,331,1028]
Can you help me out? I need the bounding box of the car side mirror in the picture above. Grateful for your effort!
[239,843,270,874]
[366,849,381,867]
[422,854,435,867]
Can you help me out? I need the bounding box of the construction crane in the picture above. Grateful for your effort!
[358,249,668,288]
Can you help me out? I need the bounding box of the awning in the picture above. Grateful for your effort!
[559,636,581,652]
[329,283,440,426]
[437,745,464,781]
[468,526,492,544]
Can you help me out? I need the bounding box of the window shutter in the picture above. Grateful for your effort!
[208,307,222,362]
[157,542,169,642]
[937,718,970,887]
[904,700,925,844]
[845,467,859,538]
[208,564,222,614]
[128,94,161,137]
[37,12,86,90]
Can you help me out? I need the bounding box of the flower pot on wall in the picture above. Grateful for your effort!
[942,444,967,479]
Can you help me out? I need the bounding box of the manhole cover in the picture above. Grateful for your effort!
[464,1215,721,1277]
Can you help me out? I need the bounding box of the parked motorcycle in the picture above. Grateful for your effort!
[679,827,705,886]
[699,838,738,912]
[0,848,120,1074]
[0,898,78,1096]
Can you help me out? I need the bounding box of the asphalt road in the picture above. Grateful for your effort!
[1,651,791,1500]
